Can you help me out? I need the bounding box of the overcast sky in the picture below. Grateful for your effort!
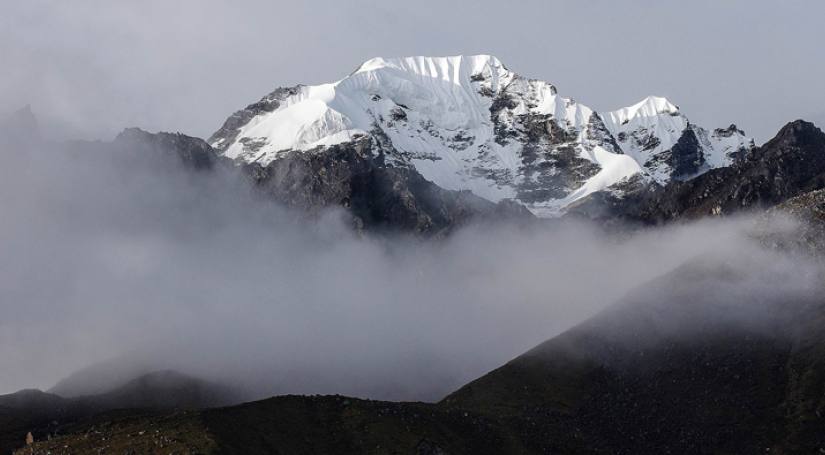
[2,0,823,143]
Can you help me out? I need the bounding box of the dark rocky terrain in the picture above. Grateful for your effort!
[570,120,825,224]
[242,136,533,235]
[0,371,235,455]
[758,188,825,257]
[12,240,825,454]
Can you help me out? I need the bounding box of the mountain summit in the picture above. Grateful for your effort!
[210,55,752,216]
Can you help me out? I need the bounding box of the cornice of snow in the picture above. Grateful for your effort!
[602,96,680,126]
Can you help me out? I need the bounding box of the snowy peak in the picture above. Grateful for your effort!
[601,95,752,183]
[605,96,680,125]
[210,55,753,216]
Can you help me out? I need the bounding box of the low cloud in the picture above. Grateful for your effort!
[0,136,820,402]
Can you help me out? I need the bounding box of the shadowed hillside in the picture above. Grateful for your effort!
[14,246,825,454]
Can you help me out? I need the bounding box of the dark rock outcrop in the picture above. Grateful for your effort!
[666,126,704,179]
[572,120,825,224]
[514,114,601,202]
[242,137,533,235]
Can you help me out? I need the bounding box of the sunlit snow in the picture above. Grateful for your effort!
[215,55,752,216]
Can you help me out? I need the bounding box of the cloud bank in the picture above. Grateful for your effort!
[2,133,820,402]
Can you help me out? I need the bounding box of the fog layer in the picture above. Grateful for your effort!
[0,136,819,401]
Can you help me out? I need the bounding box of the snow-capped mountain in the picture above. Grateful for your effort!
[601,96,753,183]
[210,55,752,216]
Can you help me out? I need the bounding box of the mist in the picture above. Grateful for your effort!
[0,133,821,402]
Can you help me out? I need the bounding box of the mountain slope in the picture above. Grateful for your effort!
[447,187,825,452]
[241,136,533,234]
[759,188,825,256]
[443,247,825,453]
[16,198,825,454]
[571,120,825,223]
[210,55,751,216]
[19,248,825,454]
[16,123,532,236]
[601,97,752,181]
[0,371,233,455]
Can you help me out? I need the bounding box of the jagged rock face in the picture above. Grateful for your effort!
[571,121,825,224]
[209,55,752,217]
[243,136,533,235]
[664,127,703,177]
[656,120,825,219]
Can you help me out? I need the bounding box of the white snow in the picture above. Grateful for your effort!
[601,96,751,183]
[604,96,680,125]
[533,146,643,217]
[214,55,753,216]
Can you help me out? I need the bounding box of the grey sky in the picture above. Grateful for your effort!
[2,0,824,143]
